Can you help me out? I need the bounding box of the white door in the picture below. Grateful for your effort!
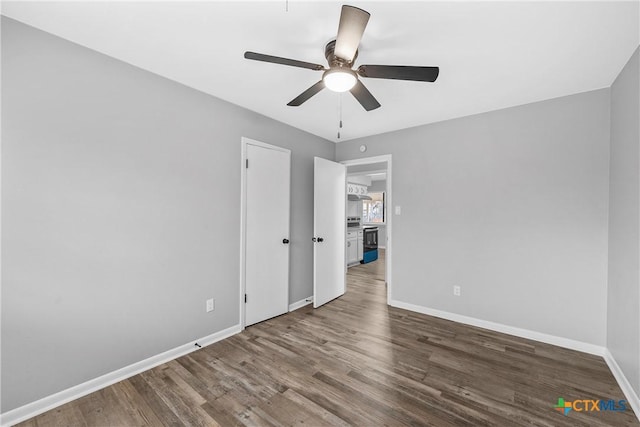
[244,141,290,326]
[313,157,346,308]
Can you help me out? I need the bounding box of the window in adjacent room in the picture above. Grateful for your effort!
[363,192,385,224]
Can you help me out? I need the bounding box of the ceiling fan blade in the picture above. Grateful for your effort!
[244,52,325,71]
[350,80,380,111]
[358,65,440,82]
[287,81,326,106]
[334,5,370,63]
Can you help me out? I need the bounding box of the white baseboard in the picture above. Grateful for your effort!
[289,296,313,312]
[0,324,242,427]
[393,297,640,419]
[6,304,638,425]
[603,349,640,421]
[389,299,605,356]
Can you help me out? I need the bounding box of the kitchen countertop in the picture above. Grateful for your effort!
[347,226,380,231]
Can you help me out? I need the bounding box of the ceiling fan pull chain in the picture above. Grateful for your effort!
[337,93,343,139]
[338,93,342,129]
[338,94,342,129]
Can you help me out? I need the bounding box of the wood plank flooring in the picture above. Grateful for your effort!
[19,249,638,426]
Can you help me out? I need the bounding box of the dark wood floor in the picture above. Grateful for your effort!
[19,250,638,426]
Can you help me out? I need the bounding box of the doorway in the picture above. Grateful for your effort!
[240,137,291,327]
[342,155,392,303]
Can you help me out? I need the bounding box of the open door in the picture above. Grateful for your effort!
[313,157,346,308]
[244,140,290,326]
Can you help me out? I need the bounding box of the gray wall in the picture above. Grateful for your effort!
[608,47,640,396]
[337,89,611,346]
[1,17,333,412]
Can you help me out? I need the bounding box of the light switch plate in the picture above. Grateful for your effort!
[395,206,401,215]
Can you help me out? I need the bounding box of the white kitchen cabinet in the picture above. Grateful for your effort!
[357,231,363,261]
[347,231,358,265]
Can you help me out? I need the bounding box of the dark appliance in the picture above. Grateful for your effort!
[363,227,378,263]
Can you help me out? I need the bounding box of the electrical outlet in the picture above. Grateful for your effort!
[453,286,461,297]
[206,298,215,312]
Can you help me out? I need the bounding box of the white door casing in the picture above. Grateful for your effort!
[242,139,290,326]
[341,155,392,304]
[313,157,346,308]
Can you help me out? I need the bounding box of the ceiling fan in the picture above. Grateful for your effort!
[244,5,439,111]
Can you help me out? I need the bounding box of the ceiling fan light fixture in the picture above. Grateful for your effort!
[323,68,357,92]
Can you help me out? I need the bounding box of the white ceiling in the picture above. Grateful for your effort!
[2,1,638,142]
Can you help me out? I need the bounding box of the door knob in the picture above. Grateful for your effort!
[282,239,290,244]
[317,237,324,242]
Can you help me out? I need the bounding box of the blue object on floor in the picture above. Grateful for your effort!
[363,249,378,264]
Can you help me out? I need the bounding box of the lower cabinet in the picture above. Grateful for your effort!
[357,231,363,262]
[347,231,358,265]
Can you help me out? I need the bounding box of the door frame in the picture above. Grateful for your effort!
[341,154,392,304]
[239,137,291,330]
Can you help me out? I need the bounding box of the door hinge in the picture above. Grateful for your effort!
[244,293,247,303]
[245,159,248,168]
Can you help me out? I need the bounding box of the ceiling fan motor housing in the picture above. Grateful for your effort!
[325,39,357,68]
